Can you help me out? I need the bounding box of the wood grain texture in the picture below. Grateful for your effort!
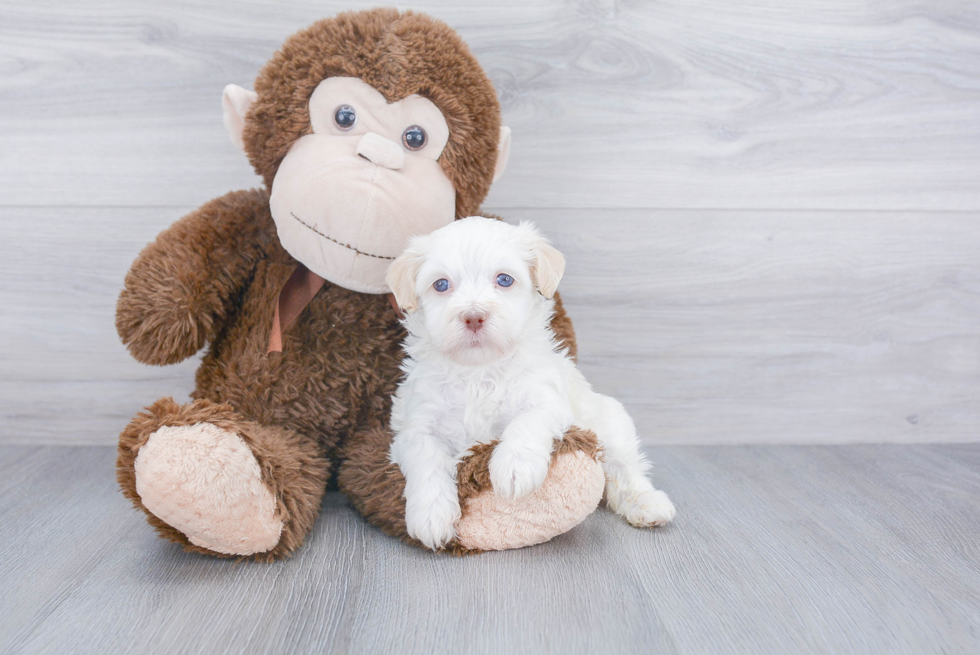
[2,206,977,445]
[0,0,978,210]
[538,208,980,445]
[1,444,978,654]
[1,1,978,446]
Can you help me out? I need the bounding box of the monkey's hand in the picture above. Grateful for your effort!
[116,189,271,365]
[116,266,214,366]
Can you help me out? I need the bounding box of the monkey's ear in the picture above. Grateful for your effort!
[222,84,258,152]
[530,239,565,300]
[386,246,426,313]
[492,126,512,183]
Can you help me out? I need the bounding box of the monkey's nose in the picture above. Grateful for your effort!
[462,311,488,332]
[356,132,405,170]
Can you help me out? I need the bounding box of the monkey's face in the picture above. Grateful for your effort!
[268,77,456,294]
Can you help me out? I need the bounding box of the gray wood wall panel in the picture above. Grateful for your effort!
[2,444,978,653]
[2,206,977,445]
[1,1,978,445]
[1,0,978,210]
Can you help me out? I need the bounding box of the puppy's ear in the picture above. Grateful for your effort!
[530,241,566,300]
[386,246,425,313]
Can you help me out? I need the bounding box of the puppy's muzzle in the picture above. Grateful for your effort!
[461,311,489,333]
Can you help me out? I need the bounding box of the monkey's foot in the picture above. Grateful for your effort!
[133,422,283,556]
[455,431,605,551]
[118,398,329,561]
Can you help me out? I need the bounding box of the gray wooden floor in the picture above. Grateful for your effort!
[2,444,978,654]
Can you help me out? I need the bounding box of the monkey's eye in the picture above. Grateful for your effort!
[334,105,356,130]
[402,125,427,151]
[433,278,450,293]
[496,273,514,288]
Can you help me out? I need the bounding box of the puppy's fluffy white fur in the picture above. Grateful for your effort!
[386,217,676,550]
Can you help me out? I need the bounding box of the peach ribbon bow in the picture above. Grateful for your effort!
[268,264,404,353]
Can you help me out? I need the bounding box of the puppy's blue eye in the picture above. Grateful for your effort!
[433,278,450,292]
[496,273,514,287]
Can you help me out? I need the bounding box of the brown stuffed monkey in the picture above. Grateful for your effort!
[115,8,605,561]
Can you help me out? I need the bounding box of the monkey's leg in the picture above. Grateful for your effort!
[338,426,605,553]
[453,427,605,551]
[117,397,329,561]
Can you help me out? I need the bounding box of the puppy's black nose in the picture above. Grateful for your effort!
[462,311,488,332]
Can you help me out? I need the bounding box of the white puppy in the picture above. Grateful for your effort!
[385,217,676,550]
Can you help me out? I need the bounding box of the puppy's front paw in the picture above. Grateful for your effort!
[618,488,677,528]
[405,491,461,551]
[489,440,551,499]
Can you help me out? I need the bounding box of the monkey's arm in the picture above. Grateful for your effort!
[116,189,273,365]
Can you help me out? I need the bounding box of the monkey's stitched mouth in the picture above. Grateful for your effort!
[290,212,395,260]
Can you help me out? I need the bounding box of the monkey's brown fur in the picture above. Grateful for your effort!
[115,9,596,560]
